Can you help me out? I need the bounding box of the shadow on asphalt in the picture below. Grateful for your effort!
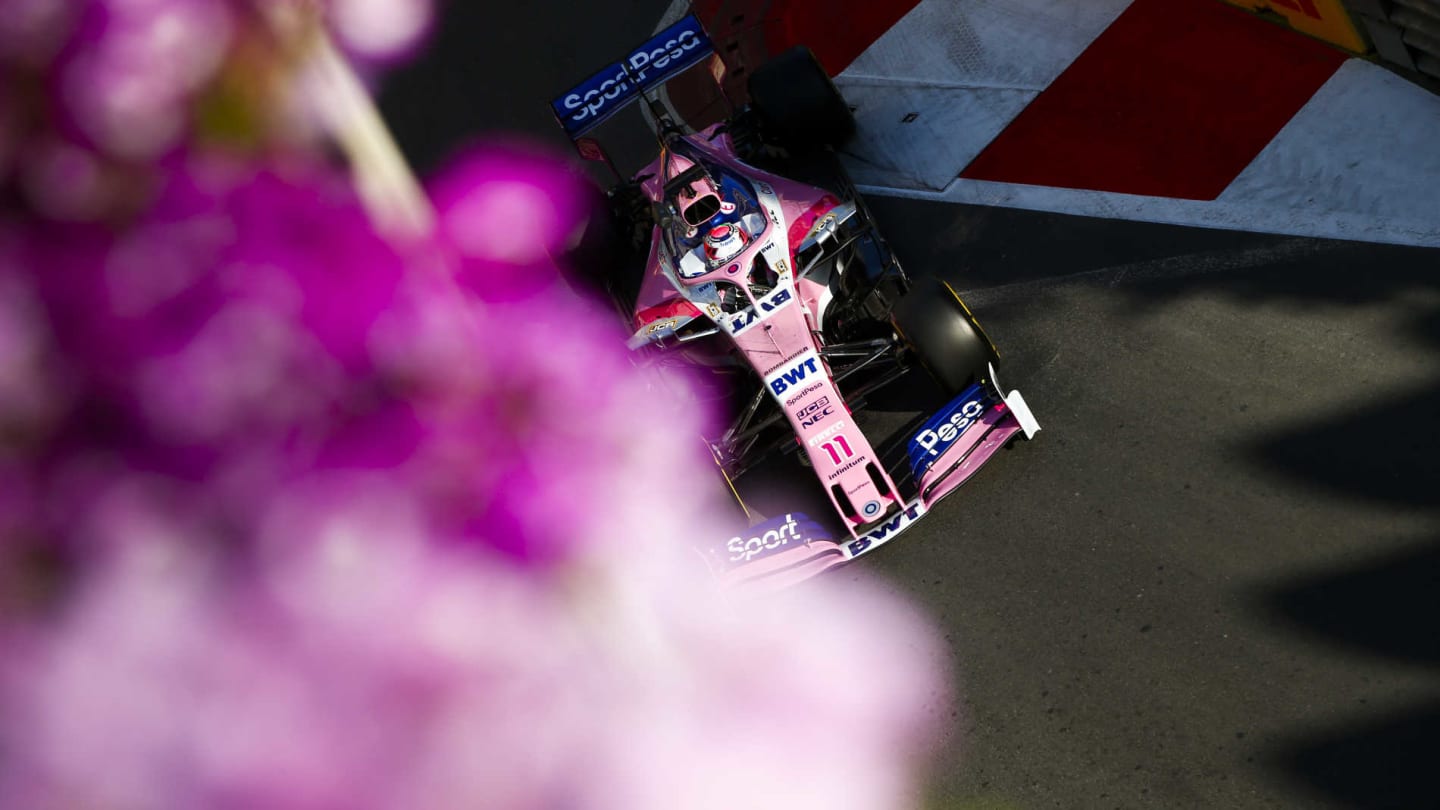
[1258,541,1440,807]
[1262,542,1440,668]
[868,197,1440,808]
[1217,234,1440,807]
[1271,698,1440,809]
[1257,386,1440,510]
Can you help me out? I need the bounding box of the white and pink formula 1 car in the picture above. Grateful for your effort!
[551,14,1039,591]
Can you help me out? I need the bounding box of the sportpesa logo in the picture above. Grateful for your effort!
[555,17,710,133]
[915,399,985,457]
[784,382,823,407]
[906,387,992,478]
[726,513,802,563]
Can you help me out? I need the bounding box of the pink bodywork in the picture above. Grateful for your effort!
[713,402,1024,594]
[626,126,899,536]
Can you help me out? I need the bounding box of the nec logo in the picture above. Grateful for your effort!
[795,396,834,429]
[728,287,791,334]
[768,354,820,397]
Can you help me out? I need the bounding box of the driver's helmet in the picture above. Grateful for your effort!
[703,221,749,263]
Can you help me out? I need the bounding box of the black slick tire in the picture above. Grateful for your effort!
[746,46,855,149]
[891,275,1000,397]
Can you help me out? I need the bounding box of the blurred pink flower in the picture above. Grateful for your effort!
[0,0,437,222]
[249,0,434,68]
[53,0,235,161]
[0,515,949,810]
[27,156,402,454]
[324,0,434,65]
[0,0,78,69]
[428,142,603,301]
[0,237,71,444]
[0,64,954,806]
[16,136,134,222]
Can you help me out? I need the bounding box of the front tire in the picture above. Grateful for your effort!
[891,275,999,396]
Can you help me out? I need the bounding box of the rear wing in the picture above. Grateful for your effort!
[549,13,714,140]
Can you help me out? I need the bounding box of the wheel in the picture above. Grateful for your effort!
[891,275,1000,396]
[746,46,855,150]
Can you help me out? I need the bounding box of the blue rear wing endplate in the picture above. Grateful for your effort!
[549,14,714,138]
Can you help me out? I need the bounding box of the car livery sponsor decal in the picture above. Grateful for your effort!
[724,512,831,565]
[844,501,927,559]
[783,381,823,407]
[765,349,821,398]
[794,396,834,429]
[628,315,693,346]
[752,183,789,272]
[725,286,792,335]
[759,240,788,273]
[551,15,713,136]
[687,281,718,302]
[807,419,845,448]
[825,455,863,481]
[906,384,991,479]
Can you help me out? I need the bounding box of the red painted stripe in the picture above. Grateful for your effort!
[959,0,1346,200]
[691,0,916,76]
[673,0,917,128]
[761,0,921,76]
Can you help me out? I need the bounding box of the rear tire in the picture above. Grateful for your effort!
[746,46,855,150]
[891,275,1000,397]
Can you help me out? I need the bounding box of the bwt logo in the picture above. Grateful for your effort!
[728,287,791,334]
[915,399,985,457]
[727,513,802,563]
[795,396,834,429]
[769,355,820,397]
[561,29,704,124]
[846,504,923,557]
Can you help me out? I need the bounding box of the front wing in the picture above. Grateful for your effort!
[699,364,1039,594]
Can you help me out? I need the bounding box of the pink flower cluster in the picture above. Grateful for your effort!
[1,517,948,810]
[0,12,953,809]
[0,0,434,219]
[0,147,703,569]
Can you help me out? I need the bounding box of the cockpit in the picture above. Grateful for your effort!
[657,145,770,282]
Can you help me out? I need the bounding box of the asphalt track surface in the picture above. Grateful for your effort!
[380,4,1440,808]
